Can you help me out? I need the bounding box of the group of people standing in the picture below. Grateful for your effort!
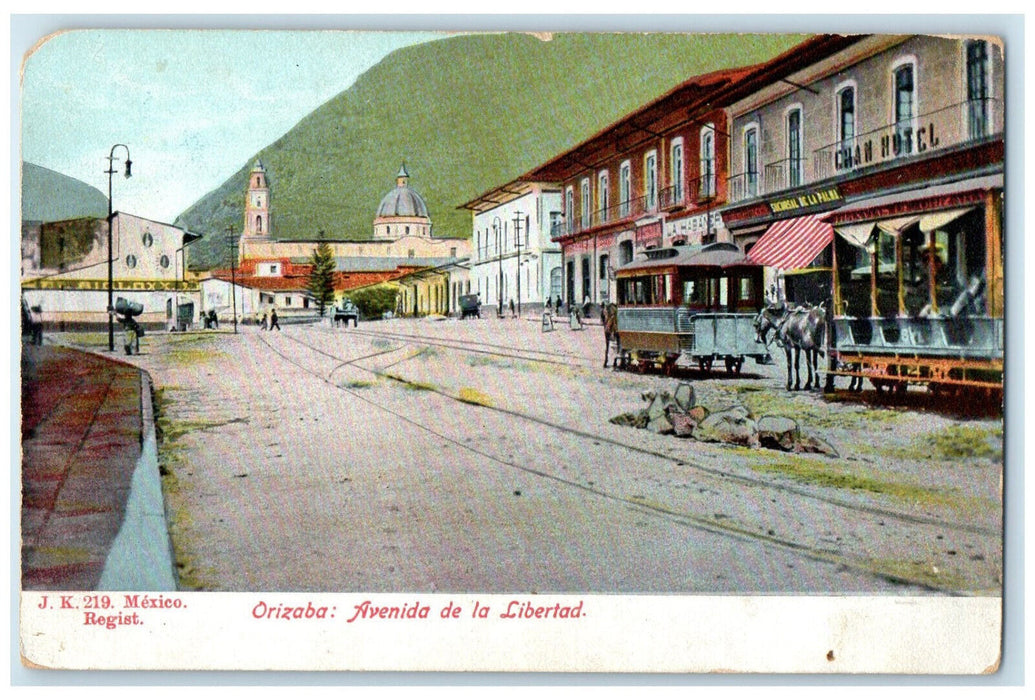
[255,309,281,331]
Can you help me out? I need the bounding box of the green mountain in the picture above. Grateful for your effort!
[176,32,807,270]
[22,161,109,223]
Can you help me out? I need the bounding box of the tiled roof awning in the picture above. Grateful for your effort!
[747,214,833,270]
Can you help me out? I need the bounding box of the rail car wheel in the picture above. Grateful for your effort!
[724,356,744,375]
[697,357,713,373]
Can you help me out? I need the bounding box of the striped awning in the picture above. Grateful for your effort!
[747,214,834,270]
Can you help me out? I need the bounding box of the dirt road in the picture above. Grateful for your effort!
[54,317,1002,594]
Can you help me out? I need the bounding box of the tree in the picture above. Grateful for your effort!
[350,284,399,319]
[307,233,336,317]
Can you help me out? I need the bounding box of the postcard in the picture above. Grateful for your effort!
[16,18,1010,674]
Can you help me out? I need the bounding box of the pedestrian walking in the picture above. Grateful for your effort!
[269,308,281,331]
[555,296,561,314]
[261,312,268,330]
[509,298,516,318]
[545,296,552,315]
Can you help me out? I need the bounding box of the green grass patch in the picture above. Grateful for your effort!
[924,425,1003,462]
[58,332,110,348]
[714,384,903,430]
[457,387,494,407]
[750,454,958,507]
[383,372,437,392]
[862,556,968,592]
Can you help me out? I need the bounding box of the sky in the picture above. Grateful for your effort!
[18,26,441,223]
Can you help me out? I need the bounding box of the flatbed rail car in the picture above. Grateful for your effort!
[614,243,770,374]
[826,186,1003,397]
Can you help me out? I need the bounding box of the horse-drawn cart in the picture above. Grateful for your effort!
[334,301,359,327]
[458,294,481,320]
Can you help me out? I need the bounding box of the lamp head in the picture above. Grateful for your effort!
[123,158,132,178]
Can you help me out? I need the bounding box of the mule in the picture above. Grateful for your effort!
[754,301,826,391]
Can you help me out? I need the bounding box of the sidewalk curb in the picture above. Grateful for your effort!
[97,372,177,591]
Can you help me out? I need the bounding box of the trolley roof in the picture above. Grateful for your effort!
[616,243,758,275]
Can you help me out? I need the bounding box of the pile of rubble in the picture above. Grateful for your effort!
[610,382,838,457]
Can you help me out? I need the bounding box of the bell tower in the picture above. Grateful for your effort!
[238,159,271,263]
[244,159,270,240]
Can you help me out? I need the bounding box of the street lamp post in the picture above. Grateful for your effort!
[513,212,523,317]
[105,144,132,352]
[493,216,502,318]
[227,225,238,334]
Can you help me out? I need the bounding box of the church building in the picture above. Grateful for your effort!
[204,161,470,321]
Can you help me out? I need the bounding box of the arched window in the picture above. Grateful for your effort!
[256,215,263,233]
[699,126,716,197]
[966,40,990,138]
[837,85,856,170]
[786,108,803,187]
[893,60,917,155]
[743,126,759,196]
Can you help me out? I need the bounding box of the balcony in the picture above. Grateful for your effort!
[726,98,1003,205]
[813,98,1003,181]
[727,171,760,203]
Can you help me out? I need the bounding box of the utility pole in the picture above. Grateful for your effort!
[513,212,523,317]
[227,224,238,334]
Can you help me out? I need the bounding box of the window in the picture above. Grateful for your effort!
[450,247,457,257]
[142,231,153,247]
[894,63,916,154]
[160,254,170,269]
[966,40,990,139]
[125,254,137,269]
[619,239,634,266]
[256,215,263,232]
[599,254,609,280]
[786,108,803,187]
[408,249,415,258]
[744,127,759,197]
[597,171,610,220]
[670,140,684,203]
[837,86,856,169]
[644,151,658,210]
[564,187,574,232]
[549,211,562,236]
[285,297,292,306]
[580,178,591,225]
[699,126,715,197]
[619,161,631,216]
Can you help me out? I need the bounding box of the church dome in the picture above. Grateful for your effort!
[375,164,429,219]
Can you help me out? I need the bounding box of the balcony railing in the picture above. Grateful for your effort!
[813,98,1004,181]
[726,98,1003,205]
[727,171,760,203]
[659,184,684,210]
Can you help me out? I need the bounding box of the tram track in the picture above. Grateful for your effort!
[332,324,599,367]
[255,328,1000,594]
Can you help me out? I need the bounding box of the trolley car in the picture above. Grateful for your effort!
[614,242,770,374]
[826,187,1003,397]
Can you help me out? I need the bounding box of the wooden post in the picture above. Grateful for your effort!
[927,230,938,315]
[986,189,1003,318]
[870,242,878,318]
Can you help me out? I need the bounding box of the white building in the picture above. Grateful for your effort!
[21,211,201,330]
[459,180,563,316]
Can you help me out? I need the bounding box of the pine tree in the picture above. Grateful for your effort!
[307,234,337,317]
